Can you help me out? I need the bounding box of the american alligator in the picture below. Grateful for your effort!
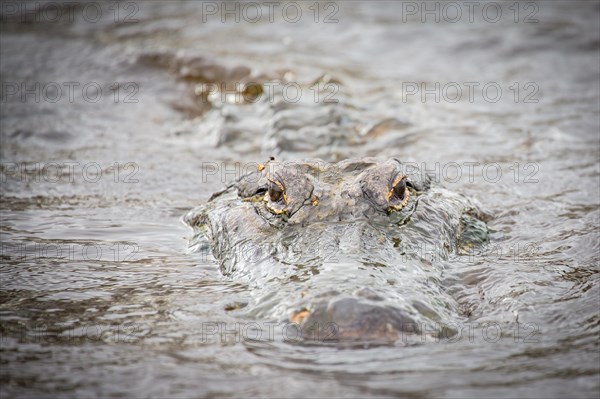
[185,158,488,344]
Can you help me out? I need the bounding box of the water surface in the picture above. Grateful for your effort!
[1,1,599,398]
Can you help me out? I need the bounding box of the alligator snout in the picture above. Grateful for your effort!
[291,297,421,343]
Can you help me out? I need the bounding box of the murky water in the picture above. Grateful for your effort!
[1,1,599,398]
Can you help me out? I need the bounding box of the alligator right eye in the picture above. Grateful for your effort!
[268,180,285,203]
[264,179,288,215]
[387,174,411,211]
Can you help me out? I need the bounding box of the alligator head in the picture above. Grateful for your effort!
[185,158,487,344]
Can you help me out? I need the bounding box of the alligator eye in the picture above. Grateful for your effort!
[268,180,285,202]
[392,178,407,201]
[387,174,410,211]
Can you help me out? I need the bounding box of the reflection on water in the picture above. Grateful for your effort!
[1,1,599,398]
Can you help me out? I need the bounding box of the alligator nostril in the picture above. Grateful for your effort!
[298,298,420,343]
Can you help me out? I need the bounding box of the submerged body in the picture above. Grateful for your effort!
[185,158,488,343]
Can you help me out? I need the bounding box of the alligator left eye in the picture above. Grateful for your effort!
[391,178,407,201]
